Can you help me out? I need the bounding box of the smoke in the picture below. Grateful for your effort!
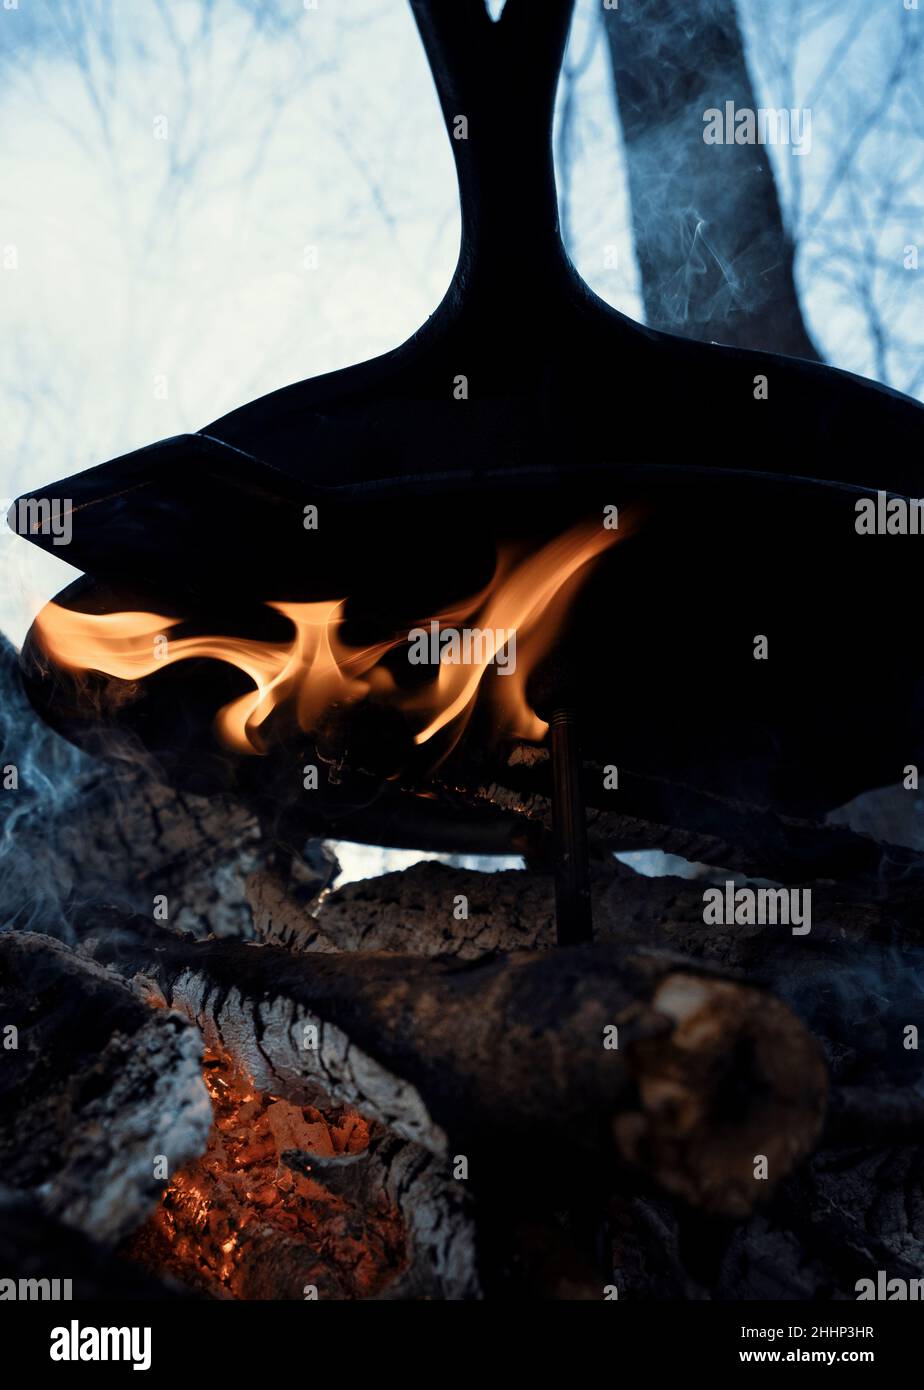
[0,635,266,941]
[0,634,96,938]
[773,941,924,1090]
[595,0,819,358]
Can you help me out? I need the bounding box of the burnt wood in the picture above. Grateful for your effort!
[82,909,827,1218]
[0,932,211,1246]
[250,855,924,1098]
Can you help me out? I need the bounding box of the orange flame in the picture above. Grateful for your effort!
[33,518,624,757]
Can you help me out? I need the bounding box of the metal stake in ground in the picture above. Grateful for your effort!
[550,707,593,946]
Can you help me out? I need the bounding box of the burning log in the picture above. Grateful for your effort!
[0,932,211,1246]
[81,912,827,1219]
[125,1046,478,1301]
[280,1132,478,1300]
[0,927,476,1299]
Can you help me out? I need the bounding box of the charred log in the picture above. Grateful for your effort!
[300,859,921,1090]
[281,1132,478,1300]
[80,910,827,1219]
[0,932,211,1246]
[246,861,555,957]
[124,1046,478,1301]
[254,854,924,966]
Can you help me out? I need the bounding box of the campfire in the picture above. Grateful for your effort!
[3,0,924,1315]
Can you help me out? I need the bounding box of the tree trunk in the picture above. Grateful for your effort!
[601,0,820,358]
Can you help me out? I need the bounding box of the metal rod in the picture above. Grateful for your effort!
[550,706,593,946]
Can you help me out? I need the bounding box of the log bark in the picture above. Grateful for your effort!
[0,932,211,1246]
[247,861,555,958]
[81,911,827,1218]
[250,859,921,1104]
[307,857,922,1088]
[255,852,924,971]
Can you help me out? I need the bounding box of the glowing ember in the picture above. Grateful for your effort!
[33,519,623,756]
[123,1049,406,1300]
